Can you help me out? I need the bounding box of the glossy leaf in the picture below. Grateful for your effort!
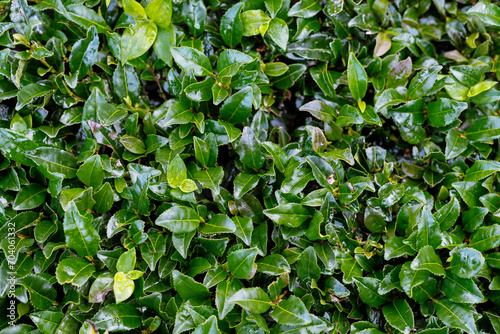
[229,287,272,314]
[156,206,200,233]
[347,53,367,101]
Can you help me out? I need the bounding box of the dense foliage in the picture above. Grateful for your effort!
[1,0,500,333]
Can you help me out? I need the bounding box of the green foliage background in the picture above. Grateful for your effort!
[1,0,500,333]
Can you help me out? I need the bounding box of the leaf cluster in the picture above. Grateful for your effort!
[1,0,500,333]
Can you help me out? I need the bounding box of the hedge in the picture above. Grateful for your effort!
[1,0,500,333]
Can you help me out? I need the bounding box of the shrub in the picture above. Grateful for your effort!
[1,0,500,333]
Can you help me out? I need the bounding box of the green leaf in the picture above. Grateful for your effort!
[347,53,368,101]
[193,137,210,168]
[434,197,460,231]
[120,135,146,155]
[407,66,442,100]
[89,273,114,303]
[229,287,272,314]
[0,129,38,166]
[272,63,307,90]
[265,62,289,77]
[216,277,243,319]
[427,98,467,127]
[450,65,482,87]
[193,315,220,334]
[69,26,98,80]
[117,248,136,273]
[93,182,114,214]
[262,141,289,172]
[185,77,216,102]
[145,0,172,28]
[232,216,254,246]
[114,271,134,303]
[468,80,497,97]
[121,0,146,19]
[433,299,478,334]
[453,182,488,208]
[29,147,78,178]
[263,203,311,228]
[154,24,176,66]
[273,315,329,334]
[374,89,405,112]
[220,3,244,47]
[384,236,415,260]
[309,64,337,98]
[156,206,200,233]
[353,277,389,307]
[237,127,265,170]
[194,167,224,194]
[382,299,414,333]
[469,225,500,251]
[299,100,335,121]
[217,49,253,80]
[172,270,210,299]
[463,207,489,233]
[121,20,157,64]
[411,245,445,276]
[77,155,104,189]
[34,220,57,243]
[56,257,95,287]
[13,184,46,211]
[30,311,65,334]
[466,116,500,142]
[442,272,484,304]
[467,2,500,26]
[465,160,500,182]
[16,81,54,110]
[167,154,187,188]
[63,201,100,257]
[228,248,258,279]
[181,0,207,37]
[288,33,334,61]
[271,295,311,325]
[201,214,236,234]
[220,87,253,124]
[267,17,289,50]
[241,10,271,37]
[445,129,468,160]
[288,0,322,18]
[66,4,111,34]
[264,0,283,17]
[399,262,430,297]
[171,47,213,77]
[19,275,57,310]
[416,206,443,249]
[257,254,290,275]
[234,173,260,199]
[92,304,142,332]
[296,246,321,281]
[450,247,485,278]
